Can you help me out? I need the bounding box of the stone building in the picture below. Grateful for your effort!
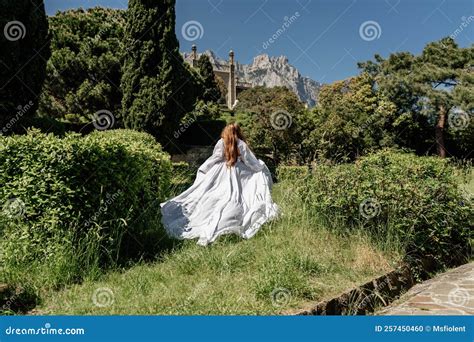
[189,45,251,109]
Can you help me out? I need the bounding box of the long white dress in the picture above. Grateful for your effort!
[161,139,279,246]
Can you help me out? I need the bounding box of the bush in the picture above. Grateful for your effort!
[276,165,309,182]
[0,129,172,289]
[5,116,91,137]
[300,150,473,273]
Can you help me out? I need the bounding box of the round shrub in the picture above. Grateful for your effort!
[301,150,473,273]
[0,129,172,288]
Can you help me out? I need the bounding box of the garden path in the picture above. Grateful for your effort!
[378,262,474,315]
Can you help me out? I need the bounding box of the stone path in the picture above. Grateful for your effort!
[378,262,474,315]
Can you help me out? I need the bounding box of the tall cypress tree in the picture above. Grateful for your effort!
[121,0,199,142]
[0,0,50,131]
[197,55,221,102]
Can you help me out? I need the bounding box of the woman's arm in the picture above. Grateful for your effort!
[239,140,265,172]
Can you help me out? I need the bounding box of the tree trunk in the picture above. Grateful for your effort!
[435,105,447,158]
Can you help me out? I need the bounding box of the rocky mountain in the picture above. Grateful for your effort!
[183,50,322,107]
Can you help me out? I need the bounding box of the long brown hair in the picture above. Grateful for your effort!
[221,123,245,167]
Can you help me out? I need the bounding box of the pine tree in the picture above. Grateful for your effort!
[359,38,473,158]
[196,55,221,102]
[0,0,50,130]
[415,38,472,157]
[39,8,126,123]
[120,0,199,142]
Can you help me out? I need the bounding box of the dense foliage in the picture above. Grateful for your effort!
[0,0,50,131]
[308,73,397,162]
[120,0,201,143]
[0,129,172,288]
[301,150,473,273]
[359,38,473,158]
[235,86,310,166]
[233,39,472,164]
[38,8,126,124]
[276,165,310,182]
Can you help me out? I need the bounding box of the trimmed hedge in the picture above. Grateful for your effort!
[300,150,473,273]
[0,129,172,288]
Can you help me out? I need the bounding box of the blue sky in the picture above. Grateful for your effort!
[45,0,473,83]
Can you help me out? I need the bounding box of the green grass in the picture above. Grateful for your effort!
[35,181,402,315]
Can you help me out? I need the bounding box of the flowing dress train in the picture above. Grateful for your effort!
[160,139,279,245]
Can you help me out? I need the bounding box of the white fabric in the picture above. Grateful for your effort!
[161,139,279,246]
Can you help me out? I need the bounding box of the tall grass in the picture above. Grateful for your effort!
[36,180,401,315]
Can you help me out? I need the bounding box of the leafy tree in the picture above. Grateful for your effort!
[235,86,308,165]
[308,73,397,162]
[0,0,50,130]
[215,75,227,104]
[38,8,125,123]
[359,38,473,158]
[121,0,200,143]
[196,54,221,103]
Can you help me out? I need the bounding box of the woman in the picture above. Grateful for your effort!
[161,123,279,246]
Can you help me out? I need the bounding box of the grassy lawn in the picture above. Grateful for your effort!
[36,180,402,315]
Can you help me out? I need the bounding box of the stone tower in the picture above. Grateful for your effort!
[191,44,198,68]
[188,46,239,110]
[227,50,236,109]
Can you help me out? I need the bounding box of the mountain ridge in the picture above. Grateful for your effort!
[183,50,322,107]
